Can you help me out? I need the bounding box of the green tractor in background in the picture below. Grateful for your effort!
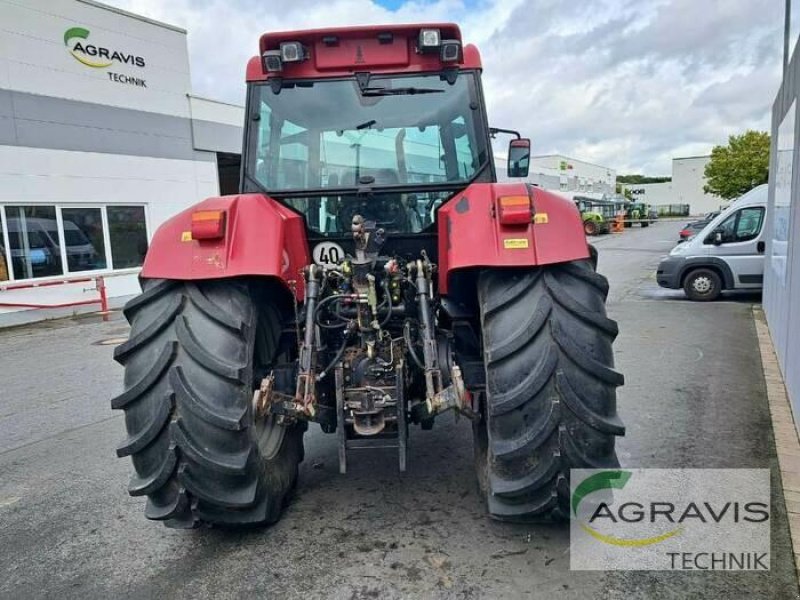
[625,202,651,227]
[574,196,609,236]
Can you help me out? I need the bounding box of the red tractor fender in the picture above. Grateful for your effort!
[437,183,589,293]
[141,194,310,299]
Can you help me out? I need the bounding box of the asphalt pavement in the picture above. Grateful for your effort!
[0,221,796,599]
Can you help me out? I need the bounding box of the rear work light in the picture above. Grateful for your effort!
[280,41,307,63]
[191,210,226,240]
[498,196,533,226]
[440,40,462,62]
[418,28,441,53]
[262,50,282,72]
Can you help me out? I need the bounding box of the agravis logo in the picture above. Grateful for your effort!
[570,469,771,571]
[64,27,145,69]
[572,470,683,547]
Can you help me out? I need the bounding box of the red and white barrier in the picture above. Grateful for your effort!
[0,274,110,320]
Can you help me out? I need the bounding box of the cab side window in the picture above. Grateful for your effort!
[734,207,764,242]
[706,207,765,244]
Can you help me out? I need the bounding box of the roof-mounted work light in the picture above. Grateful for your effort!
[440,40,462,62]
[280,41,306,63]
[418,28,441,53]
[262,50,282,72]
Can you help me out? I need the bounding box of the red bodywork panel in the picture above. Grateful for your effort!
[141,194,310,298]
[437,183,590,293]
[141,186,588,301]
[246,23,482,82]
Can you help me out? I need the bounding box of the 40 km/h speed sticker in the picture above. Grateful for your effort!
[313,242,345,267]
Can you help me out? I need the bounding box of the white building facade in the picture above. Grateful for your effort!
[764,0,800,432]
[495,153,616,198]
[0,0,244,326]
[623,181,672,206]
[529,154,616,198]
[622,156,727,216]
[672,156,726,215]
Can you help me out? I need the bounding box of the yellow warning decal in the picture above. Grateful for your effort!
[181,231,193,242]
[503,238,529,249]
[533,212,549,224]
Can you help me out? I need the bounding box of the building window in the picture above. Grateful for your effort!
[5,205,64,280]
[61,207,107,272]
[0,218,8,282]
[0,204,147,281]
[108,206,148,269]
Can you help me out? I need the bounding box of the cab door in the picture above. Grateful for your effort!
[703,206,766,288]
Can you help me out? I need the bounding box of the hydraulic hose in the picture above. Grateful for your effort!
[404,321,425,370]
[317,328,353,381]
[314,294,349,329]
[379,280,393,327]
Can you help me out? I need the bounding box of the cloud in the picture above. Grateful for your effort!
[106,0,783,173]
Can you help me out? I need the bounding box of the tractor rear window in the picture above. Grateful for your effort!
[281,189,456,235]
[247,73,488,196]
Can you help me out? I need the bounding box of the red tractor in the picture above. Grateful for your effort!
[112,23,624,528]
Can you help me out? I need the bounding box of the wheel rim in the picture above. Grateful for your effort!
[255,413,287,460]
[253,317,289,461]
[692,276,712,294]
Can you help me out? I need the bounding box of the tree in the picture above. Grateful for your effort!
[703,130,770,199]
[617,175,672,184]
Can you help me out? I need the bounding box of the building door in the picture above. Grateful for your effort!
[216,152,242,195]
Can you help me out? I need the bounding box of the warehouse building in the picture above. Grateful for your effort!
[622,156,726,216]
[0,0,244,326]
[497,153,616,198]
[671,156,726,215]
[764,0,800,431]
[624,181,673,207]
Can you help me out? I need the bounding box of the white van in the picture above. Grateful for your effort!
[656,184,768,301]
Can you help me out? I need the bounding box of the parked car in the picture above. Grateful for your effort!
[657,185,767,301]
[678,220,707,242]
[677,211,721,242]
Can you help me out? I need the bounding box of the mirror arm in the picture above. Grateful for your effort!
[489,127,521,140]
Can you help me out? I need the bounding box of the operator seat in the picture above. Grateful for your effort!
[336,168,410,233]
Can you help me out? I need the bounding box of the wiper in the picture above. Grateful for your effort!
[361,87,444,97]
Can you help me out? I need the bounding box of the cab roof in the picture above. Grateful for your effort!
[246,23,482,82]
[730,183,768,207]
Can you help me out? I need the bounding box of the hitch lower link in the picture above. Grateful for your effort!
[253,264,324,424]
[408,257,480,424]
[408,363,479,424]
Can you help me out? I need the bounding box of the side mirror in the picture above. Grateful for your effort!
[713,231,723,245]
[507,138,531,178]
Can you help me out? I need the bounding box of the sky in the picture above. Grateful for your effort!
[106,0,785,175]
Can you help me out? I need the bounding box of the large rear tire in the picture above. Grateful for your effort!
[112,279,303,528]
[475,261,624,521]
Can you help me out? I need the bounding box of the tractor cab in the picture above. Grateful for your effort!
[241,25,521,241]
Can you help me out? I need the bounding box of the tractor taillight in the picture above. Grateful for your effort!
[498,196,532,226]
[191,210,226,240]
[280,41,306,63]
